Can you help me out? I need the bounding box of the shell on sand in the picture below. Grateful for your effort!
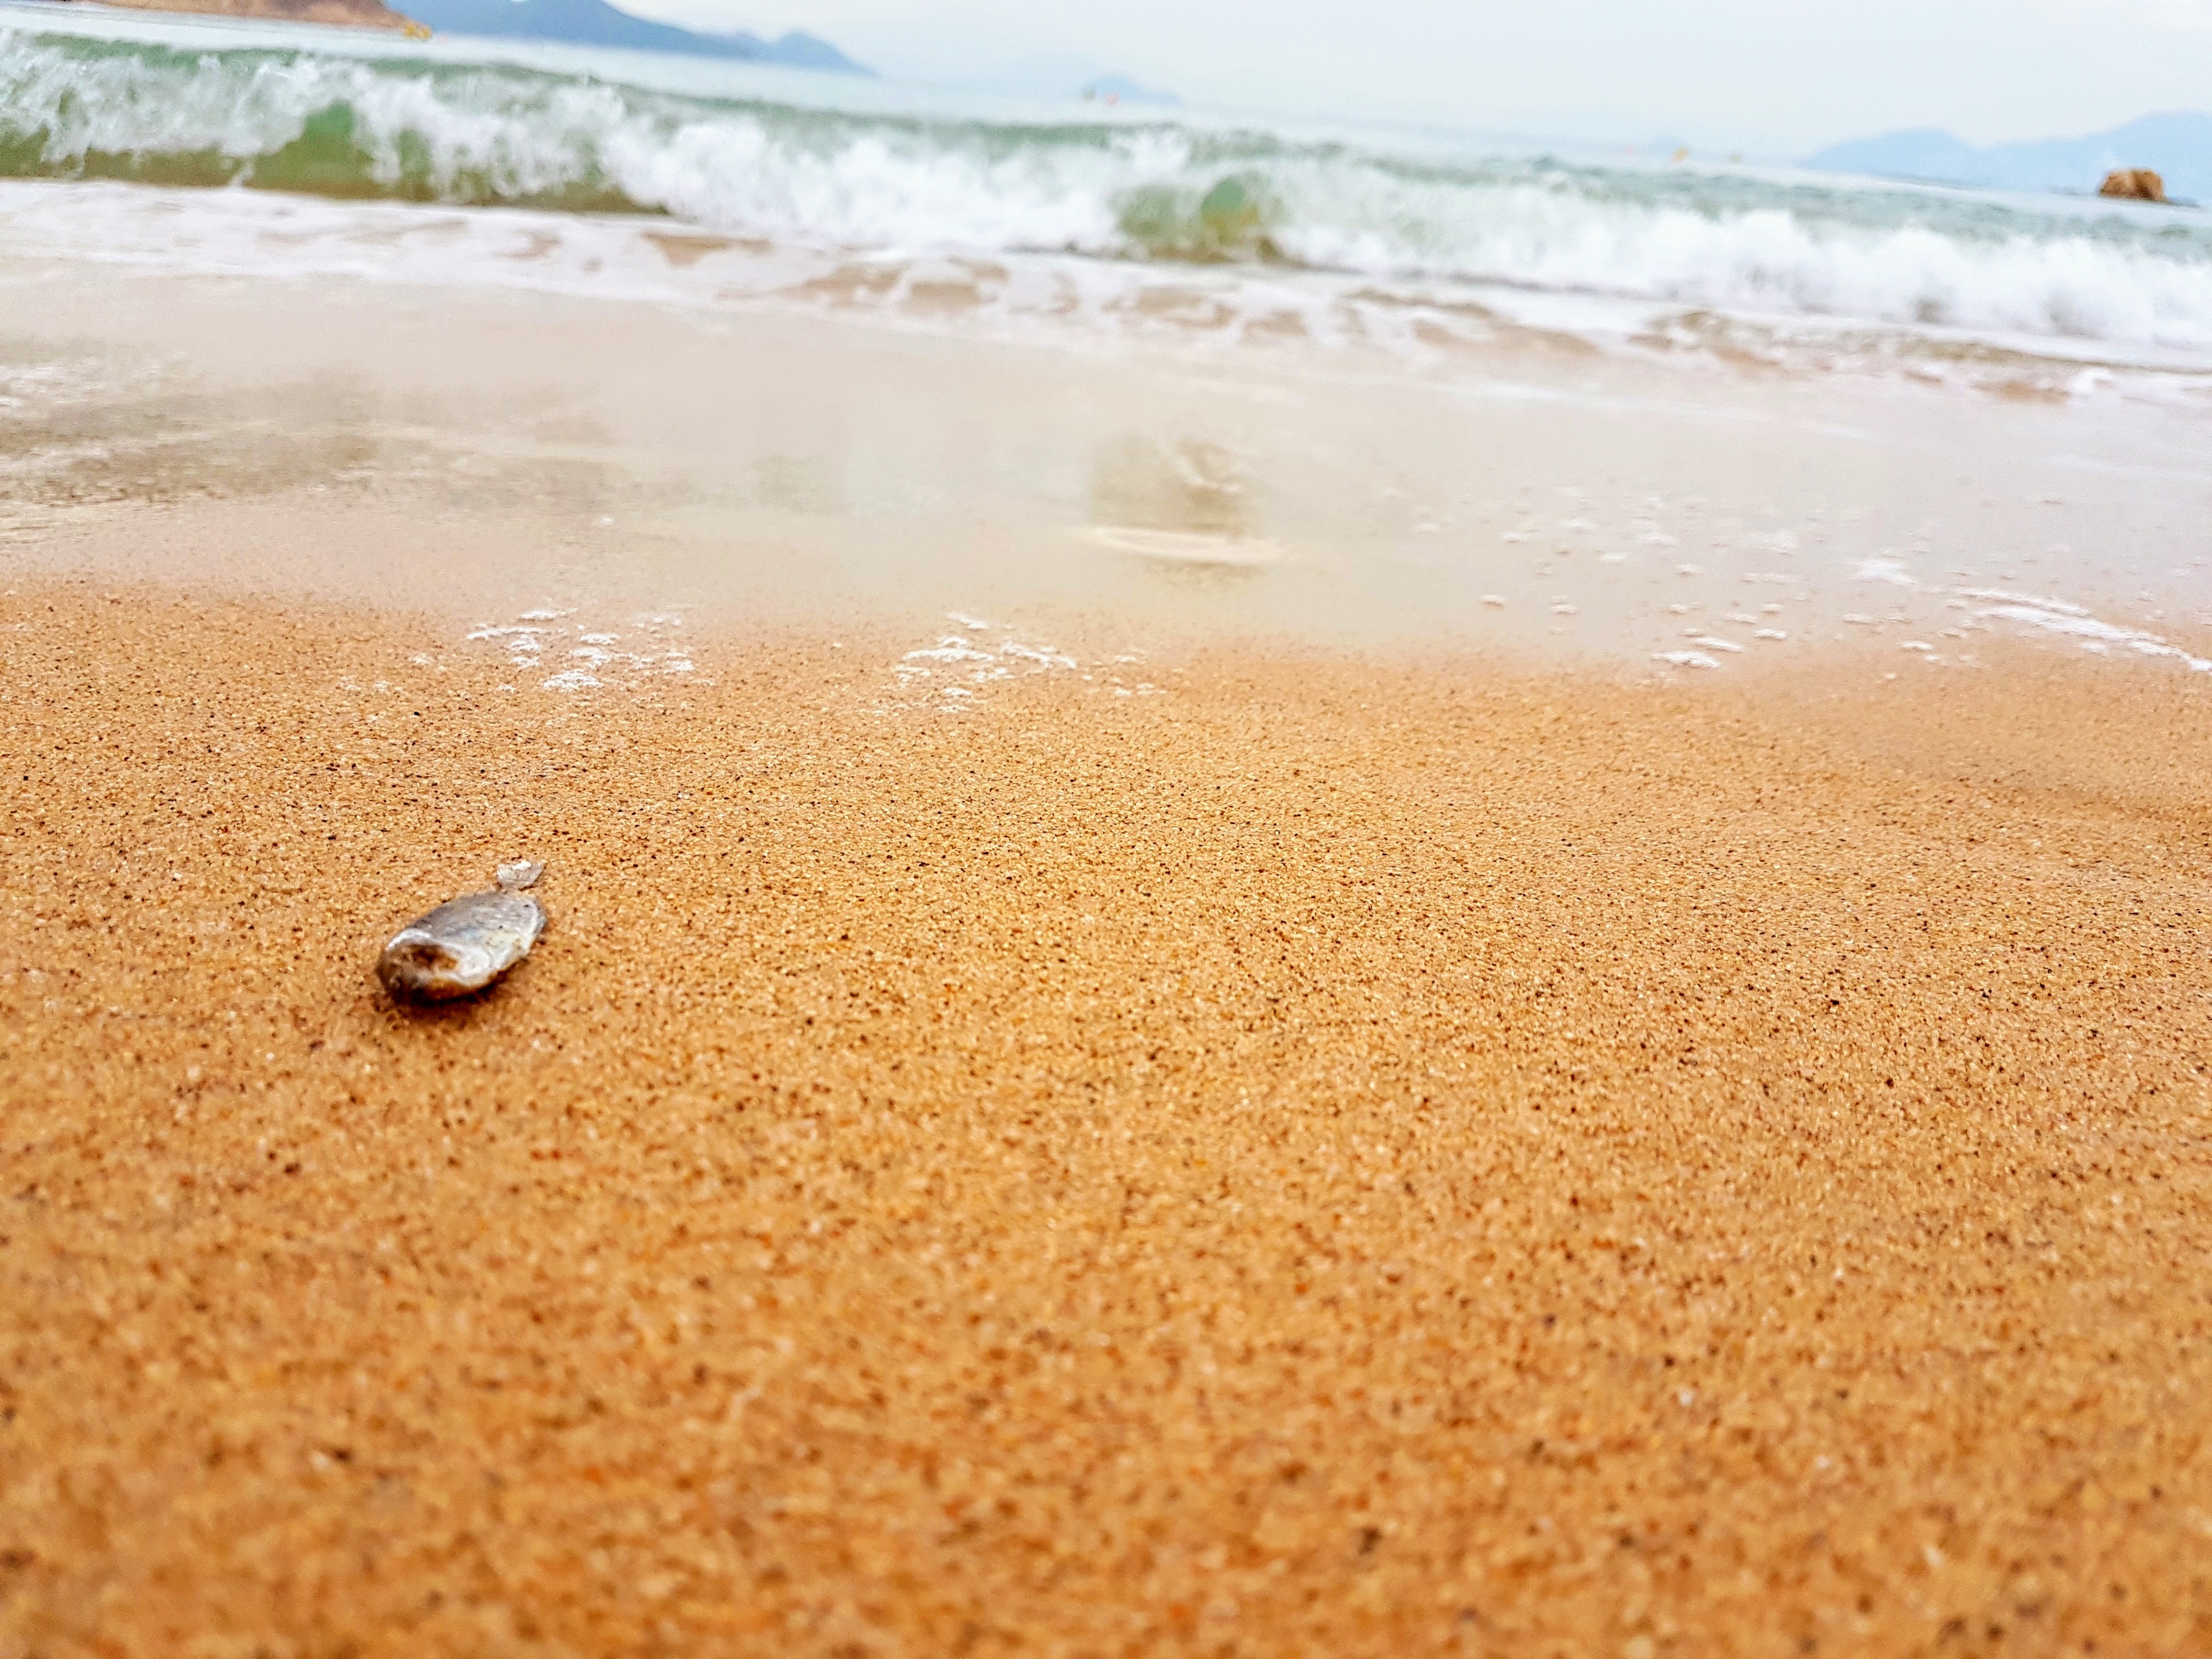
[377,863,547,1004]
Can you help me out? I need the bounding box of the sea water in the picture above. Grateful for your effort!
[3,2,2210,690]
[6,3,2212,387]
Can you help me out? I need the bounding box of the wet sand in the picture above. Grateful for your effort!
[10,261,2212,669]
[4,579,2211,1656]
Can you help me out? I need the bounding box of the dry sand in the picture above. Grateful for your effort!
[4,580,2211,1657]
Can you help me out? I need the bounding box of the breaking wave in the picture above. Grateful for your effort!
[7,22,2212,349]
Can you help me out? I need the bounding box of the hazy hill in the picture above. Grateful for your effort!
[1081,73,1182,109]
[48,0,413,27]
[395,0,868,71]
[1805,112,2212,204]
[823,10,1181,106]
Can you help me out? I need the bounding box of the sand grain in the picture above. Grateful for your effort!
[3,584,2210,1656]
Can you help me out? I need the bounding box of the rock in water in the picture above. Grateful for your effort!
[2099,168,2167,203]
[377,862,548,1004]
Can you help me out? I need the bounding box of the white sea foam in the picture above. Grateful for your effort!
[469,608,698,689]
[886,614,1146,712]
[1954,587,2091,616]
[1976,603,2212,671]
[1857,557,1920,588]
[1841,563,2212,674]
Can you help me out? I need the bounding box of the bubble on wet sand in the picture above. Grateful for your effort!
[886,613,1156,712]
[466,609,701,692]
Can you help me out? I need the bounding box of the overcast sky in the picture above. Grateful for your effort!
[615,0,2212,154]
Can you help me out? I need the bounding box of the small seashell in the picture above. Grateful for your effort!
[378,864,548,1004]
[496,860,544,892]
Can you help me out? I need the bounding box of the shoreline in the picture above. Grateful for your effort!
[5,578,2210,1654]
[5,256,2211,697]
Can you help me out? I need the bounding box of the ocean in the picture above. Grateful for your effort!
[7,2,2212,401]
[5,0,2211,691]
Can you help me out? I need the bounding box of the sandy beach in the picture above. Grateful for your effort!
[5,573,2211,1656]
[5,48,2212,1637]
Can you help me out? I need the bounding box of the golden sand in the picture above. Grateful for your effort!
[4,582,2210,1656]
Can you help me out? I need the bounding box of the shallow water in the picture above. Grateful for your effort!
[3,245,2209,706]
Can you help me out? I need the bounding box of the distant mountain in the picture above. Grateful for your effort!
[48,0,414,27]
[823,13,1186,106]
[1081,73,1182,109]
[753,29,867,74]
[396,0,869,71]
[921,51,1181,106]
[1805,112,2212,204]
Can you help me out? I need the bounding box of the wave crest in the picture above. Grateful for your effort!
[6,25,2212,350]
